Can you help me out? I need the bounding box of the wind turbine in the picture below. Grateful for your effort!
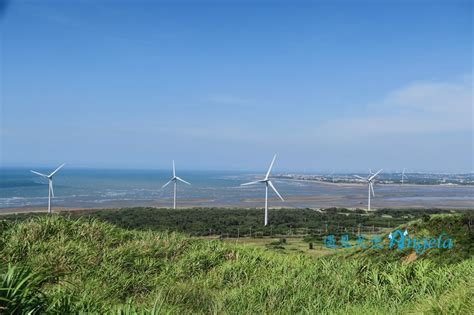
[161,160,191,209]
[241,154,284,226]
[354,169,382,211]
[30,163,66,214]
[401,168,408,185]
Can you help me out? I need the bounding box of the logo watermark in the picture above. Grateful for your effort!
[324,229,453,254]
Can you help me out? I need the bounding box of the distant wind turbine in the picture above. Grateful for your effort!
[354,169,382,211]
[241,154,284,226]
[401,168,408,185]
[161,160,191,209]
[30,163,66,214]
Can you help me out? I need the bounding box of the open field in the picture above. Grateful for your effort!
[224,237,338,258]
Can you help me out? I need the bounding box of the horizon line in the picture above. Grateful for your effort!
[1,165,473,175]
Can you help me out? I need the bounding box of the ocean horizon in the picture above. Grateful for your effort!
[1,168,473,211]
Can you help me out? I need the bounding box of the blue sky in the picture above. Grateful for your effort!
[1,0,472,172]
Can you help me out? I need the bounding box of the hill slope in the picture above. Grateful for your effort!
[349,213,473,265]
[0,215,472,314]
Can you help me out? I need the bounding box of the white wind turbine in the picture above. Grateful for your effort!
[241,154,284,226]
[161,160,191,209]
[401,168,408,185]
[354,169,382,211]
[30,163,66,214]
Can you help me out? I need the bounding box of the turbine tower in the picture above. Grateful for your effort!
[241,154,284,226]
[401,168,408,185]
[161,160,191,209]
[30,163,66,214]
[354,169,382,211]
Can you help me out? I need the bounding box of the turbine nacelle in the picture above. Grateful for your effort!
[401,169,408,184]
[354,168,382,211]
[241,154,284,226]
[30,163,66,213]
[161,160,191,209]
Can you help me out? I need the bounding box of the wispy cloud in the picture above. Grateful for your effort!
[206,95,258,107]
[317,76,473,142]
[373,76,472,114]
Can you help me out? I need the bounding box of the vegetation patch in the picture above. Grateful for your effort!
[0,214,472,313]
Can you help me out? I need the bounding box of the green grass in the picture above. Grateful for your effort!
[0,264,50,314]
[0,214,473,313]
[348,213,474,266]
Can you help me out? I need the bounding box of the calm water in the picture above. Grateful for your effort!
[1,168,473,211]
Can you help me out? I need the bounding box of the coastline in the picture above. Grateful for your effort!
[1,203,473,216]
[279,178,473,188]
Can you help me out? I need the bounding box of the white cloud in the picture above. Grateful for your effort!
[377,77,472,114]
[317,76,473,142]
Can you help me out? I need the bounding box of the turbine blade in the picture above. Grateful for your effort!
[172,160,176,177]
[268,180,284,201]
[369,169,383,181]
[241,180,260,186]
[161,179,173,189]
[176,177,191,185]
[370,182,375,196]
[49,163,66,177]
[353,175,366,180]
[31,170,48,178]
[265,154,277,180]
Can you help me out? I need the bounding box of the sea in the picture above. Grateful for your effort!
[1,168,473,212]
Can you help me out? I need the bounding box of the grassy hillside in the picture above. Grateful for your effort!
[349,214,474,265]
[0,215,473,314]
